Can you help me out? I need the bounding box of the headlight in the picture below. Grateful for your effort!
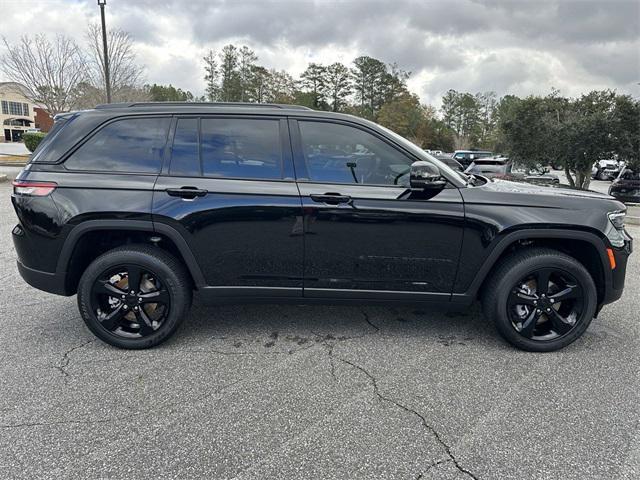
[605,211,627,247]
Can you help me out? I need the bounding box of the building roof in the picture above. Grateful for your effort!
[0,82,33,99]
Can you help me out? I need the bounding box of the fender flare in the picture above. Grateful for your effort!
[459,228,611,298]
[56,219,207,288]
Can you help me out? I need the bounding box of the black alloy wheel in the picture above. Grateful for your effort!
[507,268,583,341]
[483,248,597,352]
[78,245,191,349]
[91,264,170,338]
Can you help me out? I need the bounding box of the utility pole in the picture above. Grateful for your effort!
[97,0,111,103]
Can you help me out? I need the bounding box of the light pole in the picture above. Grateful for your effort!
[97,0,111,103]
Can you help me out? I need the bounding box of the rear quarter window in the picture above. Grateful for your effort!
[64,117,171,173]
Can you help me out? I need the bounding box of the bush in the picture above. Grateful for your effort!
[23,132,47,152]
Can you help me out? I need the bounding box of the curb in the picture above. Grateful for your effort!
[627,205,640,226]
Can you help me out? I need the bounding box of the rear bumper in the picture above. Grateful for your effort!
[16,260,69,296]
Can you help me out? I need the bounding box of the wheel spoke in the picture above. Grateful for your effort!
[139,288,170,305]
[93,280,126,298]
[535,269,552,295]
[100,305,125,331]
[547,308,574,335]
[508,289,537,307]
[519,309,541,338]
[134,308,155,336]
[549,285,579,303]
[126,266,142,293]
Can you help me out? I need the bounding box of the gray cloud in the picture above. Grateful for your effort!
[0,0,638,105]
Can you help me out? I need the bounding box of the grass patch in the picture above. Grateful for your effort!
[0,154,29,164]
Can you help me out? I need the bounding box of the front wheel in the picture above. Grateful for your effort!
[77,245,192,349]
[482,248,597,352]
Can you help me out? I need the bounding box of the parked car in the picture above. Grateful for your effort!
[592,159,622,181]
[464,156,511,177]
[433,154,464,171]
[509,164,561,185]
[466,158,560,185]
[453,150,493,168]
[609,168,640,204]
[12,102,632,352]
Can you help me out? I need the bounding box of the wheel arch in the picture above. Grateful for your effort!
[462,229,610,305]
[58,220,206,295]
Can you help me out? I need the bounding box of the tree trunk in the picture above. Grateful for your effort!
[564,165,575,187]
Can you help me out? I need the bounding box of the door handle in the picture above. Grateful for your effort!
[310,193,352,205]
[166,186,208,199]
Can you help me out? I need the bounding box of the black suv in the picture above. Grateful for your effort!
[11,102,633,351]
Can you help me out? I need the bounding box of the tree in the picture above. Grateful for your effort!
[299,63,328,109]
[440,90,483,149]
[203,49,219,101]
[245,65,270,103]
[264,69,296,103]
[476,91,497,148]
[612,94,640,170]
[146,84,194,102]
[325,62,351,112]
[218,44,240,101]
[238,46,258,102]
[70,81,106,110]
[351,56,388,118]
[377,92,425,143]
[86,24,145,103]
[0,34,87,114]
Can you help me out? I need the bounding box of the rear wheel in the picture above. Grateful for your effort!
[77,245,191,349]
[482,248,597,352]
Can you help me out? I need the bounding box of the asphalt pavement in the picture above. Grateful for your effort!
[0,182,638,479]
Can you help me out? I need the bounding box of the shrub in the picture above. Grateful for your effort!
[23,132,47,152]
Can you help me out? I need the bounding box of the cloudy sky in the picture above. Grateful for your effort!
[1,0,639,106]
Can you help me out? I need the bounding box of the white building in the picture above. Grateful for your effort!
[0,82,37,142]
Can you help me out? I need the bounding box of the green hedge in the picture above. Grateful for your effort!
[23,132,47,152]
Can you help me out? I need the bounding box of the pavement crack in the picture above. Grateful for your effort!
[336,356,479,480]
[362,310,380,332]
[416,458,451,478]
[54,340,94,379]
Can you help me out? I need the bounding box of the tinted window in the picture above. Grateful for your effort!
[65,117,170,173]
[298,121,413,185]
[200,118,282,179]
[170,118,200,176]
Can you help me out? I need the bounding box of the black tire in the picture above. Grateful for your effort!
[597,170,608,181]
[77,245,192,349]
[482,248,597,352]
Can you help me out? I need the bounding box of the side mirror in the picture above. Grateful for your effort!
[410,161,447,191]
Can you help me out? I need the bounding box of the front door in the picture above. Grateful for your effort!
[152,115,304,297]
[290,119,465,301]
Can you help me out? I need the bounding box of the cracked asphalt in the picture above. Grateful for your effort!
[1,182,639,479]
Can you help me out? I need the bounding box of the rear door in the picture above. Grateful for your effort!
[152,115,304,297]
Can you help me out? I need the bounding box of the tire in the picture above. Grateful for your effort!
[77,245,192,349]
[597,170,608,181]
[482,248,597,352]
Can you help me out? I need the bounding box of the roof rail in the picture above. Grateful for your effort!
[94,102,312,111]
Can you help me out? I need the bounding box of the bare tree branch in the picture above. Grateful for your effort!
[85,24,145,102]
[0,34,87,115]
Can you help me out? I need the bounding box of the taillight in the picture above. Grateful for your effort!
[12,180,57,196]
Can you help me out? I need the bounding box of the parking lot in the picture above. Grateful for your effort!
[0,181,638,479]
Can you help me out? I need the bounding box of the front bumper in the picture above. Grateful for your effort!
[601,235,633,306]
